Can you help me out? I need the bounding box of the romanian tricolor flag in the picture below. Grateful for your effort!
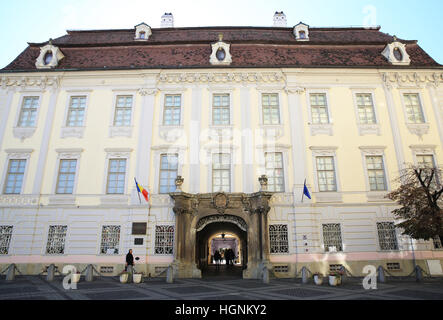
[134,178,149,203]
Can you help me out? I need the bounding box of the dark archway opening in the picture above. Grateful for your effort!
[196,221,247,278]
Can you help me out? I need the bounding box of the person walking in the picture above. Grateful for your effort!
[214,250,221,270]
[125,249,134,271]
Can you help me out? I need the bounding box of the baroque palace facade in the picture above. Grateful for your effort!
[1,12,443,278]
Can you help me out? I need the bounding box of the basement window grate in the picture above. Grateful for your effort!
[274,265,289,273]
[100,266,114,273]
[329,264,343,272]
[387,263,401,271]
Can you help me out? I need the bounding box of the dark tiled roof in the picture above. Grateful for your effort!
[2,26,440,71]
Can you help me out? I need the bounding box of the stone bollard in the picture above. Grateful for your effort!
[301,267,309,284]
[262,267,269,284]
[377,266,386,283]
[85,264,94,282]
[127,265,133,283]
[46,264,55,282]
[166,266,174,284]
[415,266,423,282]
[6,264,15,281]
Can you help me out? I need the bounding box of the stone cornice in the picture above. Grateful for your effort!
[381,71,443,89]
[0,76,60,91]
[157,71,286,84]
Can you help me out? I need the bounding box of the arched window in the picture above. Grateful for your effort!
[139,31,146,39]
[299,31,306,39]
[393,47,403,61]
[44,51,53,65]
[216,48,226,61]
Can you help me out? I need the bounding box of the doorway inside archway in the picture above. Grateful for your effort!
[196,220,247,278]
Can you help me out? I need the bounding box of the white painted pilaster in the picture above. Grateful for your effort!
[189,86,202,193]
[32,84,60,194]
[240,86,254,193]
[0,88,14,151]
[427,85,443,149]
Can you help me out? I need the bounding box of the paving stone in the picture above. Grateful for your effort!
[224,281,276,289]
[269,288,332,298]
[163,285,222,295]
[0,286,39,296]
[386,289,443,300]
[84,290,149,300]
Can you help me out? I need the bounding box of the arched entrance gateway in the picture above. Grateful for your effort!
[169,178,273,279]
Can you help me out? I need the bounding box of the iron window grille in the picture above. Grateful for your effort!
[310,93,329,124]
[403,93,425,124]
[100,225,121,255]
[212,94,230,125]
[0,226,13,255]
[114,95,133,126]
[322,223,343,252]
[46,225,67,255]
[377,222,399,251]
[163,95,181,125]
[366,156,387,191]
[3,159,26,194]
[106,159,126,194]
[265,152,285,192]
[66,96,86,127]
[56,159,77,194]
[155,225,174,255]
[262,93,280,125]
[212,153,231,192]
[329,264,343,272]
[159,154,178,194]
[356,93,376,124]
[18,97,39,127]
[433,235,443,249]
[316,156,337,192]
[269,224,289,254]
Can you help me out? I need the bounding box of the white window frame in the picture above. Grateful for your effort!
[310,147,340,193]
[359,147,390,192]
[399,90,427,124]
[321,222,344,253]
[209,90,233,126]
[211,152,233,193]
[351,89,381,135]
[102,148,132,195]
[410,145,438,167]
[152,146,186,194]
[15,94,42,128]
[269,224,290,255]
[98,224,122,255]
[255,144,290,193]
[258,91,283,125]
[51,148,83,195]
[61,90,91,138]
[110,90,137,127]
[160,92,184,126]
[154,225,175,255]
[1,149,33,195]
[375,221,399,252]
[306,89,332,125]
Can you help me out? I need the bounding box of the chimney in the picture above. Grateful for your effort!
[273,11,287,27]
[161,13,174,28]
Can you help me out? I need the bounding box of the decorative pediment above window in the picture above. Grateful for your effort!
[382,37,411,66]
[135,23,152,41]
[293,22,309,41]
[210,34,232,66]
[35,41,64,69]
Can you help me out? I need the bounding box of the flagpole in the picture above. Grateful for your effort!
[134,177,142,204]
[301,179,306,203]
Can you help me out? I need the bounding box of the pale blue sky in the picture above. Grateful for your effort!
[0,0,442,69]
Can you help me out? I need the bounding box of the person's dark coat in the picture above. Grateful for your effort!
[126,252,134,266]
[214,251,221,263]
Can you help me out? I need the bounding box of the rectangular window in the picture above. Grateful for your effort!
[66,96,86,127]
[366,156,387,191]
[433,235,443,250]
[46,225,67,254]
[155,225,174,255]
[163,95,181,125]
[56,159,77,194]
[310,93,329,124]
[100,225,121,255]
[417,154,435,169]
[377,222,399,251]
[265,152,285,192]
[269,224,289,254]
[213,94,230,125]
[3,159,26,194]
[316,156,337,192]
[106,159,126,194]
[0,226,13,255]
[212,153,231,192]
[403,93,425,124]
[159,154,178,194]
[356,93,376,124]
[262,93,280,125]
[18,97,39,127]
[387,262,401,271]
[322,223,343,252]
[114,95,133,126]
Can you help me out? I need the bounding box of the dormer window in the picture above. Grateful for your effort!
[216,48,226,61]
[381,38,411,66]
[294,22,309,41]
[35,41,64,69]
[44,51,53,65]
[134,23,152,41]
[393,47,403,61]
[210,34,232,66]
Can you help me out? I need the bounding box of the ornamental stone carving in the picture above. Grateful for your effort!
[213,192,229,214]
[196,214,247,232]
